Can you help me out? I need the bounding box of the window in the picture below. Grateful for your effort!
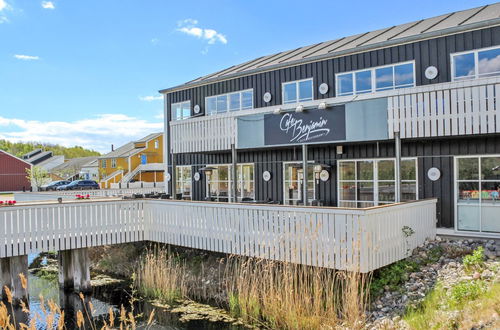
[154,140,159,149]
[101,159,106,168]
[176,166,192,200]
[283,162,315,205]
[205,90,254,115]
[111,159,117,168]
[171,101,191,121]
[455,156,500,233]
[282,79,313,104]
[336,62,415,96]
[206,164,255,201]
[452,46,500,81]
[338,158,417,208]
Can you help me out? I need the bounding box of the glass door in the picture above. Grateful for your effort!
[456,156,500,233]
[283,163,315,205]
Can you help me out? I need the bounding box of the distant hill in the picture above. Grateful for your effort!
[0,140,101,159]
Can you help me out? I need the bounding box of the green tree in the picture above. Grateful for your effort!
[26,166,50,190]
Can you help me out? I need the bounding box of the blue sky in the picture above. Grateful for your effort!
[0,0,494,153]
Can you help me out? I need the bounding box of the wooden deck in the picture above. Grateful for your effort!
[0,199,437,273]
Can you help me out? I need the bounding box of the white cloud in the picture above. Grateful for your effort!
[0,0,11,23]
[41,1,55,9]
[154,111,164,120]
[139,95,163,102]
[0,0,8,11]
[177,19,227,45]
[0,114,163,153]
[150,38,159,45]
[14,54,40,61]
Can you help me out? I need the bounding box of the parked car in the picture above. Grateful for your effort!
[56,180,100,190]
[40,180,71,191]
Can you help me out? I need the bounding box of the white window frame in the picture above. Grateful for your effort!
[281,78,314,104]
[451,45,500,81]
[171,100,191,121]
[454,154,500,234]
[176,165,192,200]
[101,159,106,168]
[282,161,316,205]
[205,89,254,116]
[154,140,159,149]
[335,61,416,96]
[111,158,117,168]
[205,163,255,201]
[337,157,418,207]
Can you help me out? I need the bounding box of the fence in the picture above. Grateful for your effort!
[0,198,436,272]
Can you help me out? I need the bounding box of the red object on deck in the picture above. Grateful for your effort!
[0,150,32,192]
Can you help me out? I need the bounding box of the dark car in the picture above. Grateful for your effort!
[41,180,71,191]
[56,180,100,191]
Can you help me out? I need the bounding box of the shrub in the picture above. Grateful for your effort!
[450,281,486,306]
[462,246,485,273]
[370,260,419,296]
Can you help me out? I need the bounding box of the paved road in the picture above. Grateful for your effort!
[14,192,73,203]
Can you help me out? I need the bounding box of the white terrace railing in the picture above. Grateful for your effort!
[388,76,500,139]
[0,198,437,273]
[34,187,165,197]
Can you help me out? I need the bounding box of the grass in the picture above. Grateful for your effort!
[404,246,498,330]
[135,247,371,329]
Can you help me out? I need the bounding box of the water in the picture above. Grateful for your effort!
[20,254,245,329]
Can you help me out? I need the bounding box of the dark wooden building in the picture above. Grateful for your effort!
[0,150,32,192]
[160,4,500,238]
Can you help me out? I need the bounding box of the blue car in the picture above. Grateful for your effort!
[56,180,100,191]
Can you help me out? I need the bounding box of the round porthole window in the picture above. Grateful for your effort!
[319,83,329,95]
[263,92,272,103]
[262,171,272,182]
[427,167,441,181]
[193,172,201,181]
[425,66,439,80]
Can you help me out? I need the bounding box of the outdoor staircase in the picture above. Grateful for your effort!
[121,163,164,183]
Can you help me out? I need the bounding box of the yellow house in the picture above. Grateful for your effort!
[98,133,164,188]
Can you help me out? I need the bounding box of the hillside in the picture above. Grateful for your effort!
[0,139,101,159]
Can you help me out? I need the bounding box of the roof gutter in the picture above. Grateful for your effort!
[159,18,500,94]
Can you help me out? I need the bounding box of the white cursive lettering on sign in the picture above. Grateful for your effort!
[279,113,330,143]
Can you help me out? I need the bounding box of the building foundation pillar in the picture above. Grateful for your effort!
[58,248,91,294]
[0,255,29,305]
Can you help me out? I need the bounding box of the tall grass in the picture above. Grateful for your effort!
[136,247,371,329]
[134,247,188,304]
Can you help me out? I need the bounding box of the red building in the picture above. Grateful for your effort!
[0,150,32,192]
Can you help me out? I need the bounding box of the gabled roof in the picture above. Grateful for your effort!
[159,3,500,94]
[99,133,162,159]
[0,149,32,166]
[50,156,98,174]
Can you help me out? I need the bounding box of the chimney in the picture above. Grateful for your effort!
[111,144,114,151]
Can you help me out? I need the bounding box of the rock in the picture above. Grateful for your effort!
[485,250,496,259]
[481,269,494,279]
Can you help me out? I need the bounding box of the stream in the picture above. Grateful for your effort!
[18,254,247,329]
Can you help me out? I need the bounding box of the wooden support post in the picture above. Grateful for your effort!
[58,248,91,294]
[58,250,74,291]
[72,248,91,294]
[231,143,237,203]
[302,144,308,206]
[395,132,402,203]
[0,256,29,305]
[171,151,176,199]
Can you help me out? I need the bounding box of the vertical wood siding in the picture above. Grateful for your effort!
[173,135,500,229]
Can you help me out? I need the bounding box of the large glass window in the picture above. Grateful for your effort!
[452,46,500,81]
[282,79,313,104]
[176,166,192,200]
[338,158,417,208]
[456,156,500,233]
[283,163,315,205]
[336,62,415,96]
[206,164,255,201]
[171,101,191,121]
[205,90,254,115]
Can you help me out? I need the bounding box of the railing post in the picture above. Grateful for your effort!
[171,151,176,199]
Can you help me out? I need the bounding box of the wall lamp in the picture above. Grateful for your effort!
[295,105,304,113]
[318,102,327,110]
[273,107,283,115]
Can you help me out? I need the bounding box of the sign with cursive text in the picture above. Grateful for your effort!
[264,105,346,146]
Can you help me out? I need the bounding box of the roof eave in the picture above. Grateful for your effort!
[158,18,500,95]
